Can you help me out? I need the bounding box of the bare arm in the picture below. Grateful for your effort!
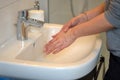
[61,3,105,32]
[72,13,113,38]
[44,3,114,54]
[45,13,113,54]
[85,3,105,20]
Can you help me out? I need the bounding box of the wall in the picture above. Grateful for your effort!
[0,0,34,45]
[49,0,84,24]
[49,0,104,24]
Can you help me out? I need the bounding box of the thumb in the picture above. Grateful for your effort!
[62,24,71,32]
[52,33,58,38]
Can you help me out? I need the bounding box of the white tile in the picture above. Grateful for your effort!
[0,0,34,45]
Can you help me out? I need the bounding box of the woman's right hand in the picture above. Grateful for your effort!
[61,13,88,32]
[52,13,88,38]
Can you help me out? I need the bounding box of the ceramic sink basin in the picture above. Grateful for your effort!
[0,23,102,80]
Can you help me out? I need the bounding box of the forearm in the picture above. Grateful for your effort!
[85,3,105,20]
[72,3,105,25]
[72,13,113,38]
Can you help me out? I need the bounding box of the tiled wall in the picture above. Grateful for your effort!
[0,0,34,45]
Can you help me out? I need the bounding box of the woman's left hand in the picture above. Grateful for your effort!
[44,29,77,54]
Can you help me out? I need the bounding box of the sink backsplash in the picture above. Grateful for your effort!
[0,0,34,45]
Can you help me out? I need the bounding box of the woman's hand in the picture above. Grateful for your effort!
[52,13,88,38]
[61,13,88,33]
[44,13,88,54]
[44,29,77,54]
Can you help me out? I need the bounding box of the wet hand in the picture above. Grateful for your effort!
[60,13,88,33]
[44,29,77,54]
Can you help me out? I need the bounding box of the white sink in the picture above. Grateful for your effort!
[0,23,102,80]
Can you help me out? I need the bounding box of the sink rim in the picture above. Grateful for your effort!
[0,38,102,68]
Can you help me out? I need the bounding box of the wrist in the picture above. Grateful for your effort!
[71,27,80,39]
[82,12,89,21]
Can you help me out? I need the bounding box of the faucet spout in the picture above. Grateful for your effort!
[16,10,28,40]
[16,1,44,41]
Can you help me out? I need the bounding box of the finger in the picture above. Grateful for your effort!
[52,32,59,38]
[52,44,65,54]
[44,39,56,53]
[63,25,70,32]
[47,40,62,53]
[63,27,69,32]
[45,39,61,54]
[47,37,58,45]
[61,23,71,32]
[44,37,58,51]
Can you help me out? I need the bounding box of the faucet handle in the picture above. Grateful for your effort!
[34,0,40,10]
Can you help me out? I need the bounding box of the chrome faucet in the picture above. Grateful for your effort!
[16,10,28,40]
[16,10,44,41]
[16,0,44,41]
